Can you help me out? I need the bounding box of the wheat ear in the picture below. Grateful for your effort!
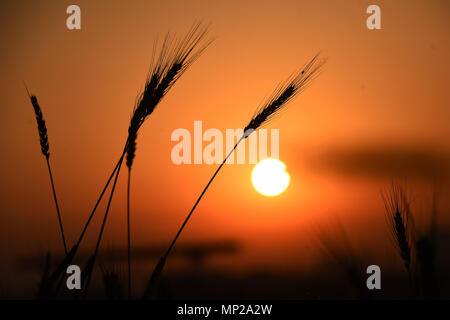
[382,182,412,275]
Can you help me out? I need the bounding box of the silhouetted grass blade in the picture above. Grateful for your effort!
[143,256,166,299]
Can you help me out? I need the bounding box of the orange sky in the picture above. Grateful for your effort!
[1,0,450,291]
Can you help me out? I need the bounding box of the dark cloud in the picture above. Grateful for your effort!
[16,240,240,272]
[309,145,450,180]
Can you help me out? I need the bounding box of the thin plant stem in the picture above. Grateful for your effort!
[52,150,125,294]
[46,157,67,255]
[76,150,125,248]
[164,139,241,258]
[143,139,241,299]
[127,168,132,299]
[84,151,125,296]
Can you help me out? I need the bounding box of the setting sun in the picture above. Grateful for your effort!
[251,159,290,197]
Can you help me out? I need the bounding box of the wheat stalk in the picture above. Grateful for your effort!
[126,135,135,298]
[143,54,325,299]
[381,182,412,275]
[80,23,212,297]
[26,87,67,255]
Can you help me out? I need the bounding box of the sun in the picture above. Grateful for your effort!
[251,158,290,197]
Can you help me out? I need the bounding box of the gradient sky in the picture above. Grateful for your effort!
[0,0,449,292]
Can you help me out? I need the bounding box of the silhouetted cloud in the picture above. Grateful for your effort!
[16,240,241,271]
[309,145,450,180]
